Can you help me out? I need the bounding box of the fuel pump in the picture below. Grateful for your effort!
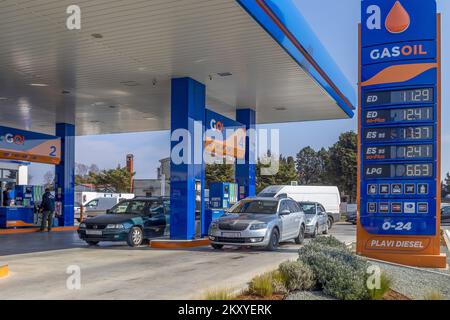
[206,182,238,220]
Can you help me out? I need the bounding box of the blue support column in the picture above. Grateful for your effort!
[170,77,205,240]
[236,109,256,200]
[55,123,75,226]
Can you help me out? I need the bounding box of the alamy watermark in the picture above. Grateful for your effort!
[171,123,280,175]
[66,265,81,290]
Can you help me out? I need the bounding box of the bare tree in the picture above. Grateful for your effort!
[43,171,55,190]
[75,163,89,177]
[89,164,100,174]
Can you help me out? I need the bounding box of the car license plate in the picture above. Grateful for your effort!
[86,230,102,236]
[221,232,241,238]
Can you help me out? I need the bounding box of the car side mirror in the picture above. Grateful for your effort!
[106,209,111,214]
[280,209,290,215]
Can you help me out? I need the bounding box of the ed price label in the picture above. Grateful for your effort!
[364,88,434,106]
[365,107,433,124]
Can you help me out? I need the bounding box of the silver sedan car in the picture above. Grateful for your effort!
[208,197,306,251]
[298,202,329,237]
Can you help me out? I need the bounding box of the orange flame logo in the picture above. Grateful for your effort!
[385,1,410,34]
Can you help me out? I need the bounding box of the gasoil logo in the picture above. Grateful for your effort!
[210,119,224,132]
[366,1,410,33]
[366,1,428,62]
[0,133,25,145]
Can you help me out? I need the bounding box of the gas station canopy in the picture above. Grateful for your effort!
[0,0,355,136]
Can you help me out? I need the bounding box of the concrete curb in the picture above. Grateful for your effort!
[0,265,9,279]
[0,226,78,235]
[366,256,450,275]
[150,238,210,249]
[349,240,449,274]
[444,230,450,252]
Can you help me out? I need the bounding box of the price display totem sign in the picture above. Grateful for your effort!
[358,0,446,267]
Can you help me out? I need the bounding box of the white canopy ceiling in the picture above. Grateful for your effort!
[0,0,350,136]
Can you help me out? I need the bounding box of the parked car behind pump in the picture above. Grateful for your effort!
[345,211,357,225]
[78,197,170,247]
[258,185,341,229]
[441,205,450,223]
[83,197,124,218]
[208,197,306,251]
[297,202,328,237]
[74,201,82,222]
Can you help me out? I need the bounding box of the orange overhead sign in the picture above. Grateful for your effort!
[0,126,61,165]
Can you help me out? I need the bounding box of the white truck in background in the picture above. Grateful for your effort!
[74,192,135,221]
[258,185,341,228]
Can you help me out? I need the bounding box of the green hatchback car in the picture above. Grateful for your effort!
[78,197,169,247]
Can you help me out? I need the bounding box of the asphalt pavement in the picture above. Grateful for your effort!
[0,223,356,300]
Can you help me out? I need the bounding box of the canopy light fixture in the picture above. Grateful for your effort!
[91,33,103,39]
[120,80,140,86]
[29,83,48,87]
[217,72,232,77]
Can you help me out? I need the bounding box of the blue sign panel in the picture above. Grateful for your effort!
[360,0,438,238]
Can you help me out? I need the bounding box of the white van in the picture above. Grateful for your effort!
[82,197,123,218]
[258,185,341,227]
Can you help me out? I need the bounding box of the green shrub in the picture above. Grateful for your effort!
[270,270,288,295]
[368,272,392,300]
[424,290,445,300]
[308,235,348,249]
[298,240,369,300]
[278,261,316,292]
[248,272,274,297]
[204,288,237,300]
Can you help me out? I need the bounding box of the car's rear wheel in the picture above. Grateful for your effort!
[295,224,305,244]
[127,227,143,247]
[211,244,224,250]
[266,228,280,251]
[327,216,333,229]
[86,241,99,246]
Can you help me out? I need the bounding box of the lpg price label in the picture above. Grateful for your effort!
[359,0,442,262]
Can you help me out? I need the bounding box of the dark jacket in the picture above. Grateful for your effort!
[2,190,11,206]
[41,192,55,212]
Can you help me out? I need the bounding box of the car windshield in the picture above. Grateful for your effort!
[229,200,278,214]
[109,200,151,215]
[299,203,316,215]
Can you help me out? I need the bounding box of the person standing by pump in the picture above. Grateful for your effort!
[2,187,12,207]
[40,188,55,232]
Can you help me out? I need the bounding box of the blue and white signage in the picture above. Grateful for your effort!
[358,0,444,266]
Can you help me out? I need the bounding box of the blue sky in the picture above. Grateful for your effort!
[29,0,450,184]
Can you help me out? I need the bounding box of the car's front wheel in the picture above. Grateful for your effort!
[127,227,143,247]
[295,224,305,244]
[86,240,99,246]
[322,224,329,235]
[311,224,318,238]
[266,228,280,251]
[211,244,224,250]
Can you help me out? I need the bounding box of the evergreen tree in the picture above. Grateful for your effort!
[326,131,358,202]
[205,163,234,188]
